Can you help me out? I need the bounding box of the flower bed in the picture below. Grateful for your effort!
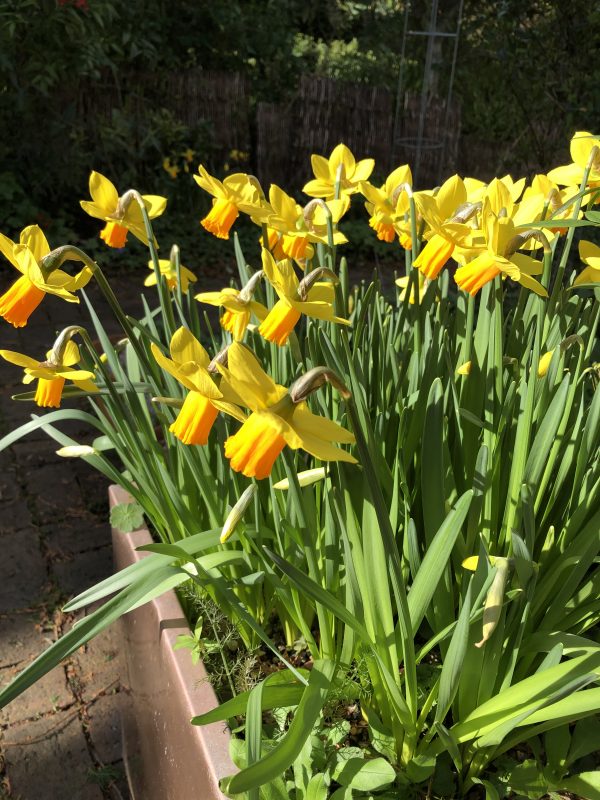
[0,135,599,798]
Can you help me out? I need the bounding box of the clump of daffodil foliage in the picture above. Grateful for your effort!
[1,134,599,800]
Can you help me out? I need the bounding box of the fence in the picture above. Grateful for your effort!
[75,70,460,191]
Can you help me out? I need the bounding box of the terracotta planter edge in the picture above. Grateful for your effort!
[109,484,237,800]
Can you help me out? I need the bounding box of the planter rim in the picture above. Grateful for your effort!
[110,484,236,800]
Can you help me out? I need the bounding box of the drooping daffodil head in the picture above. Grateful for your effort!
[216,342,357,480]
[150,327,245,446]
[144,258,197,294]
[0,225,92,328]
[80,171,167,249]
[195,271,268,342]
[0,333,96,409]
[194,167,267,240]
[258,249,350,346]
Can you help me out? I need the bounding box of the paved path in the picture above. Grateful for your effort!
[0,271,161,800]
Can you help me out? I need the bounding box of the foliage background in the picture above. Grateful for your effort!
[0,0,599,263]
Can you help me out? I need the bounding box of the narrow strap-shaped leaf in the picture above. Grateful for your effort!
[407,490,472,630]
[223,660,336,795]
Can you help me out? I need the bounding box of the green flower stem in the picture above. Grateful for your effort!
[126,190,177,338]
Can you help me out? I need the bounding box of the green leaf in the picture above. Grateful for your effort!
[561,771,600,800]
[332,757,396,791]
[222,660,336,795]
[407,490,472,630]
[406,754,436,784]
[305,773,329,800]
[110,501,145,533]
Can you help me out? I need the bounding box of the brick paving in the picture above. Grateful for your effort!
[0,270,161,800]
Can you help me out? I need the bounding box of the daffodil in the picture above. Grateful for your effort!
[196,271,268,341]
[0,337,96,409]
[574,240,600,286]
[521,174,580,235]
[151,328,244,446]
[80,172,167,248]
[359,164,413,247]
[258,250,349,346]
[547,131,600,192]
[144,259,197,293]
[0,226,92,328]
[413,175,477,279]
[162,157,180,179]
[217,343,356,479]
[303,143,375,200]
[454,201,548,296]
[194,167,265,240]
[266,186,349,262]
[395,273,428,305]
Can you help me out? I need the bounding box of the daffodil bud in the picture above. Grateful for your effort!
[289,367,351,403]
[272,467,327,490]
[56,445,98,458]
[475,557,511,648]
[220,484,257,543]
[456,361,472,376]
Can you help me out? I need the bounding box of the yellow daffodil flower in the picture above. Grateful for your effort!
[454,201,547,296]
[265,186,349,262]
[151,328,244,446]
[0,226,92,328]
[217,342,357,479]
[574,240,600,286]
[196,271,268,342]
[162,157,180,179]
[194,166,265,240]
[258,250,349,346]
[183,148,195,164]
[80,171,167,248]
[522,175,580,235]
[359,164,413,246]
[303,143,375,200]
[144,259,197,293]
[413,174,477,279]
[0,339,96,408]
[547,131,600,192]
[395,273,428,304]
